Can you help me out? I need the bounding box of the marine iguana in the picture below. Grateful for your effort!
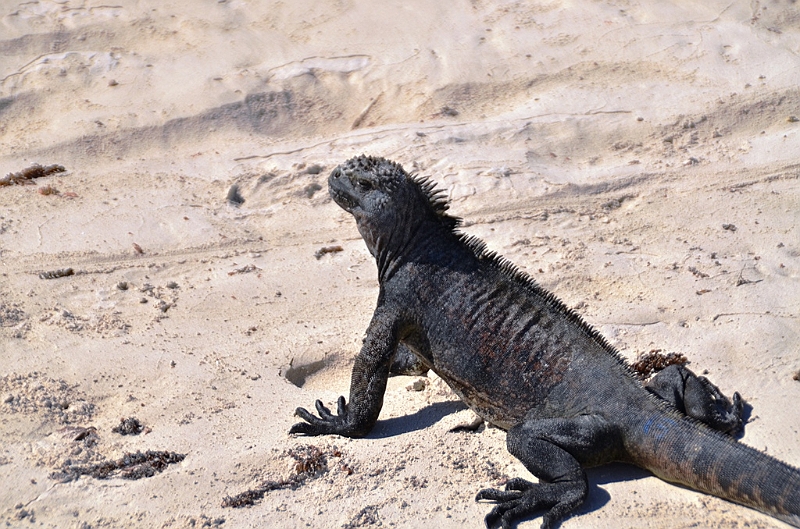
[290,155,800,528]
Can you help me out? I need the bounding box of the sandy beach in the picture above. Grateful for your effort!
[1,1,799,527]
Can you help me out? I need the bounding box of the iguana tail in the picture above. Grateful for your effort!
[629,409,800,527]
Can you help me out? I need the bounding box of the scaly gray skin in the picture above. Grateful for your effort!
[290,155,800,528]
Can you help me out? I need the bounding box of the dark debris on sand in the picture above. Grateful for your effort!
[112,417,144,435]
[222,444,341,508]
[50,450,185,482]
[630,349,689,380]
[1,164,66,186]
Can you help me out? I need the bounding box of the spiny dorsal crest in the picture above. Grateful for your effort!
[411,174,458,226]
[458,233,636,376]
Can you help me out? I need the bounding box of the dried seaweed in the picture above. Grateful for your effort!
[112,417,144,435]
[222,445,341,508]
[39,268,74,280]
[630,349,688,380]
[221,476,300,508]
[0,164,66,186]
[314,245,344,259]
[50,450,185,482]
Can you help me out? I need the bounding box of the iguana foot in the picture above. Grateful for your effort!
[289,396,363,437]
[694,375,744,435]
[476,477,586,529]
[646,364,744,435]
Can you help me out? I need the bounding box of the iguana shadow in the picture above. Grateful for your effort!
[367,400,468,439]
[478,465,646,527]
[365,399,727,525]
[368,398,661,524]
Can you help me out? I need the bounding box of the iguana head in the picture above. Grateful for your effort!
[329,155,406,216]
[329,155,459,270]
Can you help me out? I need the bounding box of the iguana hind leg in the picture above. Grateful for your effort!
[389,343,429,376]
[645,364,744,435]
[477,415,621,529]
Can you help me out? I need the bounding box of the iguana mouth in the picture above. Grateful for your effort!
[329,186,358,211]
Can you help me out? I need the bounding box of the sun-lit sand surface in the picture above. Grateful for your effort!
[1,1,799,527]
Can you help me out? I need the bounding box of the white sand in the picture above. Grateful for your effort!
[1,1,799,527]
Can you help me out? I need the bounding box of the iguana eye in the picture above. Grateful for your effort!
[355,179,375,191]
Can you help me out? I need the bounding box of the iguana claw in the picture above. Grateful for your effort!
[477,478,586,529]
[289,396,353,436]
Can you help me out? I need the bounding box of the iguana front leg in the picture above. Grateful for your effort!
[289,306,399,438]
[477,415,622,529]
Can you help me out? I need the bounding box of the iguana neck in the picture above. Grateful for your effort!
[357,217,447,283]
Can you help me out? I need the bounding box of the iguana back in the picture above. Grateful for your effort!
[384,231,640,430]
